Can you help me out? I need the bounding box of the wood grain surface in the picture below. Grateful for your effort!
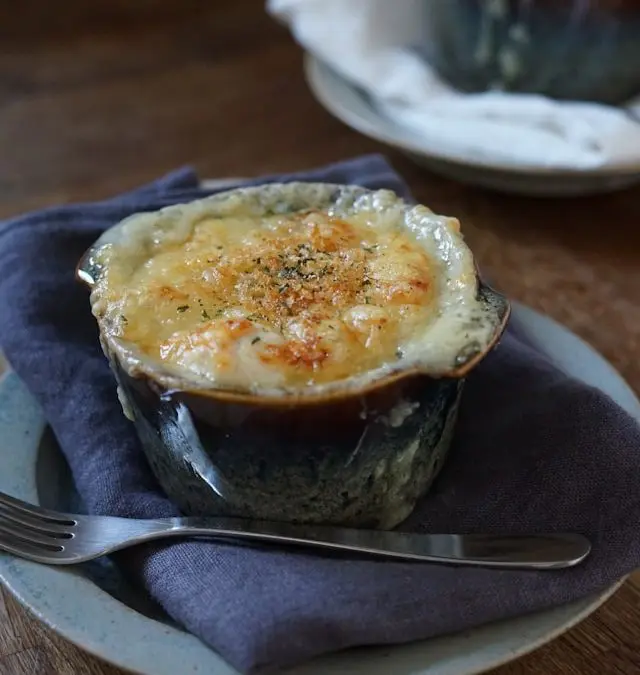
[1,1,640,674]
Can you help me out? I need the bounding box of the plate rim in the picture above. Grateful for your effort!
[304,54,640,178]
[0,301,637,675]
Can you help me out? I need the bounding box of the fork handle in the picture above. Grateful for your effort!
[139,517,591,570]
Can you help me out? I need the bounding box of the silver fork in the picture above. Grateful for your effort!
[0,490,591,569]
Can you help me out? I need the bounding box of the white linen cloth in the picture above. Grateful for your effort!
[269,0,640,171]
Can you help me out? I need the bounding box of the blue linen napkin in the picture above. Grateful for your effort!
[0,154,639,674]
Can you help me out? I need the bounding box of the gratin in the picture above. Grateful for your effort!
[78,181,509,527]
[84,183,498,396]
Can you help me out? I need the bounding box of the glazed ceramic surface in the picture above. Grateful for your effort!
[417,0,640,105]
[304,55,640,196]
[78,183,508,529]
[0,299,637,675]
[115,363,464,528]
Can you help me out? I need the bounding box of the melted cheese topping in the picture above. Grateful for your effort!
[99,209,438,390]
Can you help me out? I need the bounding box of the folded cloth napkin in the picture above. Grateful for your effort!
[1,154,640,675]
[268,0,640,171]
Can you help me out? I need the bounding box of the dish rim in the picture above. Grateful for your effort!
[304,55,640,178]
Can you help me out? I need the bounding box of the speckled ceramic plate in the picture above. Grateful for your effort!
[304,55,640,197]
[0,245,637,673]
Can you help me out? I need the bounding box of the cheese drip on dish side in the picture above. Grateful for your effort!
[102,209,438,390]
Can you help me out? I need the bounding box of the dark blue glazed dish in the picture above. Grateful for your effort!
[417,0,640,105]
[77,183,510,529]
[111,360,465,529]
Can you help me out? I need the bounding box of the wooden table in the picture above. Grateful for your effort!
[1,1,639,673]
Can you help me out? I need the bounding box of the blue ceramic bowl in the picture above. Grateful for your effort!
[416,0,640,105]
[78,183,510,529]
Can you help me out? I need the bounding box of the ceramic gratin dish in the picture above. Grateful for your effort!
[77,183,510,529]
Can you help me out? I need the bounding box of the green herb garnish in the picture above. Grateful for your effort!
[177,305,190,313]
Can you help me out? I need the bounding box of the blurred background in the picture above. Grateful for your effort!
[2,0,423,215]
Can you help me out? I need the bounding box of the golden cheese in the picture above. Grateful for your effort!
[99,208,438,390]
[86,183,498,397]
